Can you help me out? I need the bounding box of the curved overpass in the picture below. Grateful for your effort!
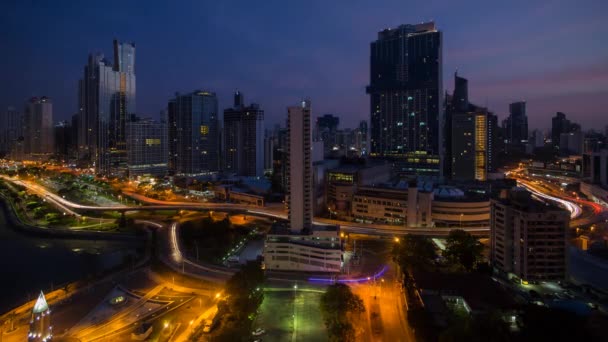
[5,177,489,237]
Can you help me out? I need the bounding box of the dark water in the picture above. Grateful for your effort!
[0,208,141,312]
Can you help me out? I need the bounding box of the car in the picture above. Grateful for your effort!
[252,328,265,336]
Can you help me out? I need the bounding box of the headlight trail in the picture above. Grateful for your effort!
[517,181,582,219]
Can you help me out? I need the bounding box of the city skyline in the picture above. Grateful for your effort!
[2,1,607,131]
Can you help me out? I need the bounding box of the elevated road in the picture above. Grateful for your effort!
[4,176,489,237]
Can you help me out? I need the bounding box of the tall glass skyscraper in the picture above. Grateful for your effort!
[168,90,219,175]
[366,22,443,177]
[78,40,136,176]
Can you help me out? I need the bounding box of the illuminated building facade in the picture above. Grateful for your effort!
[168,90,219,175]
[126,119,168,177]
[28,291,52,342]
[451,112,496,181]
[367,22,443,177]
[78,40,136,176]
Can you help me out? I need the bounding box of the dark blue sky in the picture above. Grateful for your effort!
[2,0,607,131]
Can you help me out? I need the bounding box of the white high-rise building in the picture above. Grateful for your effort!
[286,100,313,232]
[263,100,343,273]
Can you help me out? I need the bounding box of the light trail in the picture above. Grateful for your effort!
[517,181,582,219]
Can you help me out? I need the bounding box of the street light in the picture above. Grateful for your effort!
[460,213,464,227]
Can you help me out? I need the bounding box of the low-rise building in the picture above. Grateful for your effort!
[491,188,569,281]
[263,224,342,273]
[351,184,433,226]
[431,187,490,228]
[326,163,391,215]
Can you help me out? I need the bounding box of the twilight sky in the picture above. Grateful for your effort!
[1,0,607,131]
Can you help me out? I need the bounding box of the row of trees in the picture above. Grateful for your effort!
[393,229,484,273]
[212,261,265,341]
[320,283,365,342]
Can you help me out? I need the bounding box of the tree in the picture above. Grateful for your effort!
[320,283,365,342]
[392,234,438,272]
[443,229,484,272]
[224,261,265,321]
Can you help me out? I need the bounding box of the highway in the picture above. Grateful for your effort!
[3,176,489,237]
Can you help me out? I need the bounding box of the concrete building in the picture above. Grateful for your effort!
[505,101,528,146]
[263,224,342,272]
[431,187,490,228]
[0,106,22,157]
[167,90,219,175]
[559,131,583,155]
[54,120,73,159]
[583,148,608,187]
[326,163,391,215]
[491,188,569,281]
[351,184,433,226]
[367,22,443,177]
[24,97,54,160]
[126,119,168,178]
[78,40,136,176]
[451,112,496,181]
[286,100,313,232]
[264,100,342,272]
[223,91,264,177]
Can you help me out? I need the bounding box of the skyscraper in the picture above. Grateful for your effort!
[0,106,22,157]
[126,119,168,178]
[223,92,265,177]
[24,96,54,159]
[446,73,498,180]
[505,101,527,146]
[78,40,136,176]
[451,111,497,181]
[286,100,312,232]
[367,22,443,177]
[168,90,219,175]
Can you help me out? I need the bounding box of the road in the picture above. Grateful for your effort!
[508,170,608,227]
[3,176,489,237]
[350,262,415,342]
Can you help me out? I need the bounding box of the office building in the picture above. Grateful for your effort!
[168,90,219,175]
[354,120,368,156]
[78,40,136,176]
[54,120,73,159]
[446,73,498,180]
[559,131,583,155]
[28,291,52,342]
[263,130,275,173]
[451,112,497,181]
[491,188,569,281]
[223,92,264,177]
[286,100,313,232]
[367,22,443,177]
[263,100,343,273]
[126,119,168,178]
[505,101,527,146]
[0,106,22,157]
[24,96,54,159]
[263,224,342,273]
